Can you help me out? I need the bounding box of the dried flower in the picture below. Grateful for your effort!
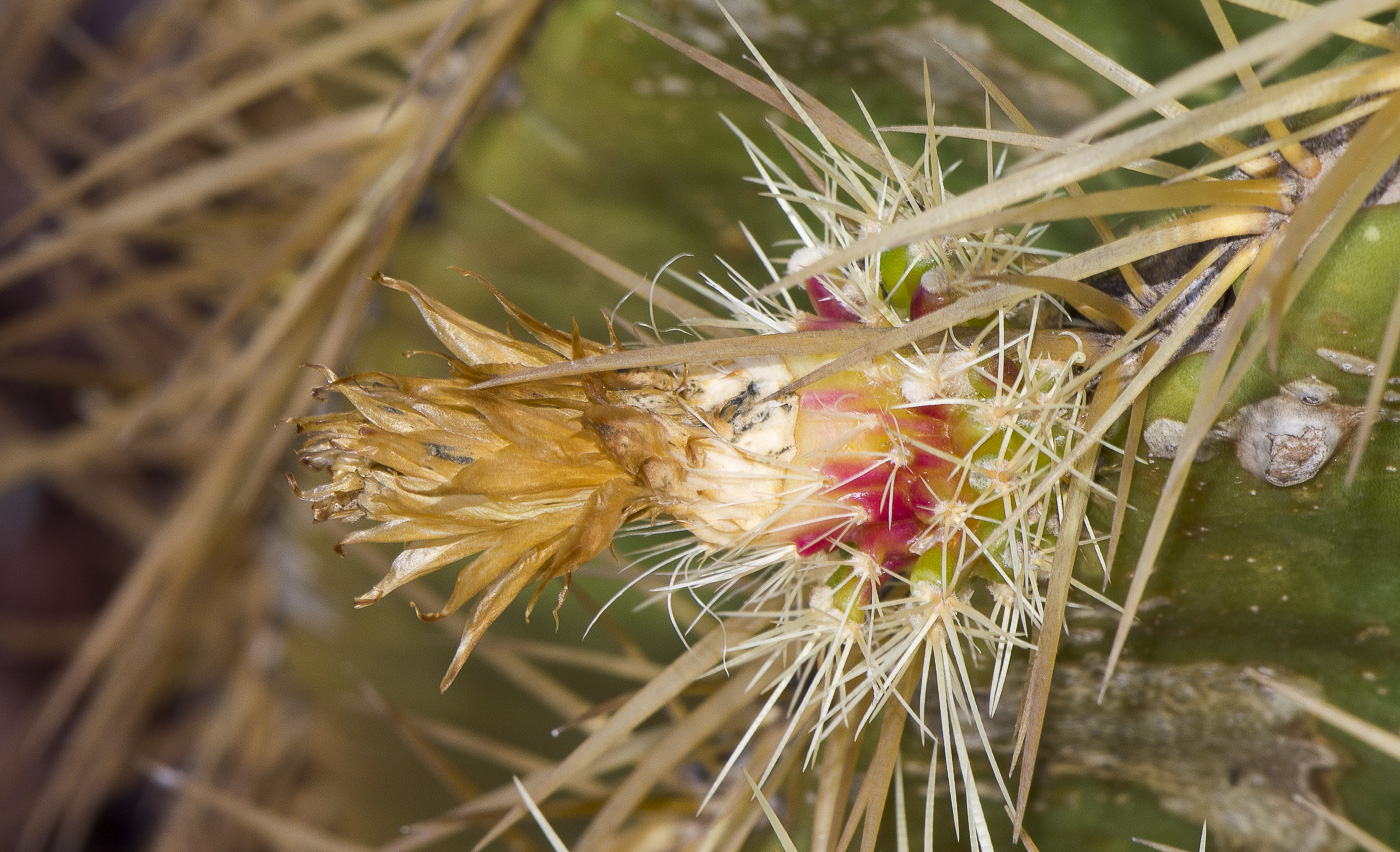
[292,276,803,687]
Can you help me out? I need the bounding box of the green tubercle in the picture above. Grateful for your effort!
[878,245,936,314]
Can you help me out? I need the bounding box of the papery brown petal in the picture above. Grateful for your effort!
[330,428,449,481]
[547,477,645,578]
[473,275,610,360]
[440,446,617,499]
[338,517,489,547]
[400,402,505,450]
[293,411,367,435]
[426,510,578,618]
[356,531,496,605]
[400,429,484,466]
[380,275,557,367]
[329,371,400,392]
[292,477,366,508]
[439,557,550,691]
[468,394,588,463]
[332,381,441,435]
[353,487,487,522]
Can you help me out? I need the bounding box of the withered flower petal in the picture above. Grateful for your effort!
[292,277,751,688]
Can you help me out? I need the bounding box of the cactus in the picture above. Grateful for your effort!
[8,1,1400,852]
